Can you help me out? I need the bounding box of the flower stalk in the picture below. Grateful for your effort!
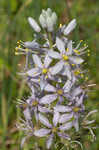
[15,8,97,149]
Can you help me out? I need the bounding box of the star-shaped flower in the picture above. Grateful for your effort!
[34,112,71,149]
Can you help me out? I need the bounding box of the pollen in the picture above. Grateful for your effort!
[66,48,69,52]
[74,69,80,76]
[85,76,88,81]
[52,127,57,133]
[84,43,87,47]
[15,47,18,51]
[57,89,63,95]
[38,78,40,82]
[32,100,38,106]
[74,49,80,55]
[80,73,84,78]
[22,103,28,109]
[71,64,75,66]
[59,24,62,28]
[18,45,21,48]
[87,50,90,52]
[80,40,83,42]
[45,75,48,79]
[73,107,80,112]
[62,55,69,61]
[25,48,29,52]
[17,41,20,44]
[42,68,48,74]
[15,52,19,55]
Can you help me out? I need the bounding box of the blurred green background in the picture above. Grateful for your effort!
[0,0,99,149]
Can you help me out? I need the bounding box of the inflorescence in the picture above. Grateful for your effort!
[16,8,97,149]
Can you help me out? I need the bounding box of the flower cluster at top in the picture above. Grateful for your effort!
[16,8,97,149]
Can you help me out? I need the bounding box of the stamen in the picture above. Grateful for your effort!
[42,68,48,74]
[52,127,57,133]
[80,73,84,78]
[80,40,83,42]
[74,69,81,76]
[71,64,75,66]
[32,100,38,106]
[57,89,63,95]
[74,49,80,55]
[73,107,80,112]
[59,24,62,28]
[62,54,69,61]
[66,48,69,52]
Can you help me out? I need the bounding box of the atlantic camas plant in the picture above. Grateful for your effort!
[16,8,97,149]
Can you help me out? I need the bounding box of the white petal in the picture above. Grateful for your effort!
[44,83,56,92]
[48,50,61,59]
[64,19,76,35]
[59,113,73,123]
[69,56,84,64]
[72,87,82,97]
[44,54,52,68]
[46,134,54,149]
[40,94,57,104]
[39,14,47,28]
[47,17,54,32]
[33,54,43,68]
[61,65,71,80]
[66,40,73,55]
[54,105,72,113]
[53,111,60,126]
[26,68,41,77]
[34,128,51,137]
[63,80,72,93]
[38,106,52,113]
[49,61,64,75]
[23,108,31,120]
[28,17,41,32]
[59,122,73,131]
[39,113,52,128]
[56,37,65,53]
[73,118,79,132]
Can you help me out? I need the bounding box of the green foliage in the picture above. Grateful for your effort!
[0,0,99,149]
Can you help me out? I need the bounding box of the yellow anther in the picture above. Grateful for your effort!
[38,78,40,82]
[62,55,69,61]
[15,52,19,55]
[32,100,38,106]
[52,127,57,133]
[74,49,80,55]
[45,75,48,79]
[87,50,90,52]
[81,74,84,78]
[25,48,29,52]
[73,107,80,112]
[85,76,88,81]
[88,53,90,56]
[66,48,69,52]
[42,68,48,74]
[23,103,28,109]
[71,64,75,66]
[84,43,87,47]
[74,69,80,76]
[18,45,21,48]
[15,47,18,51]
[17,41,20,44]
[80,40,83,42]
[59,24,62,28]
[57,89,63,95]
